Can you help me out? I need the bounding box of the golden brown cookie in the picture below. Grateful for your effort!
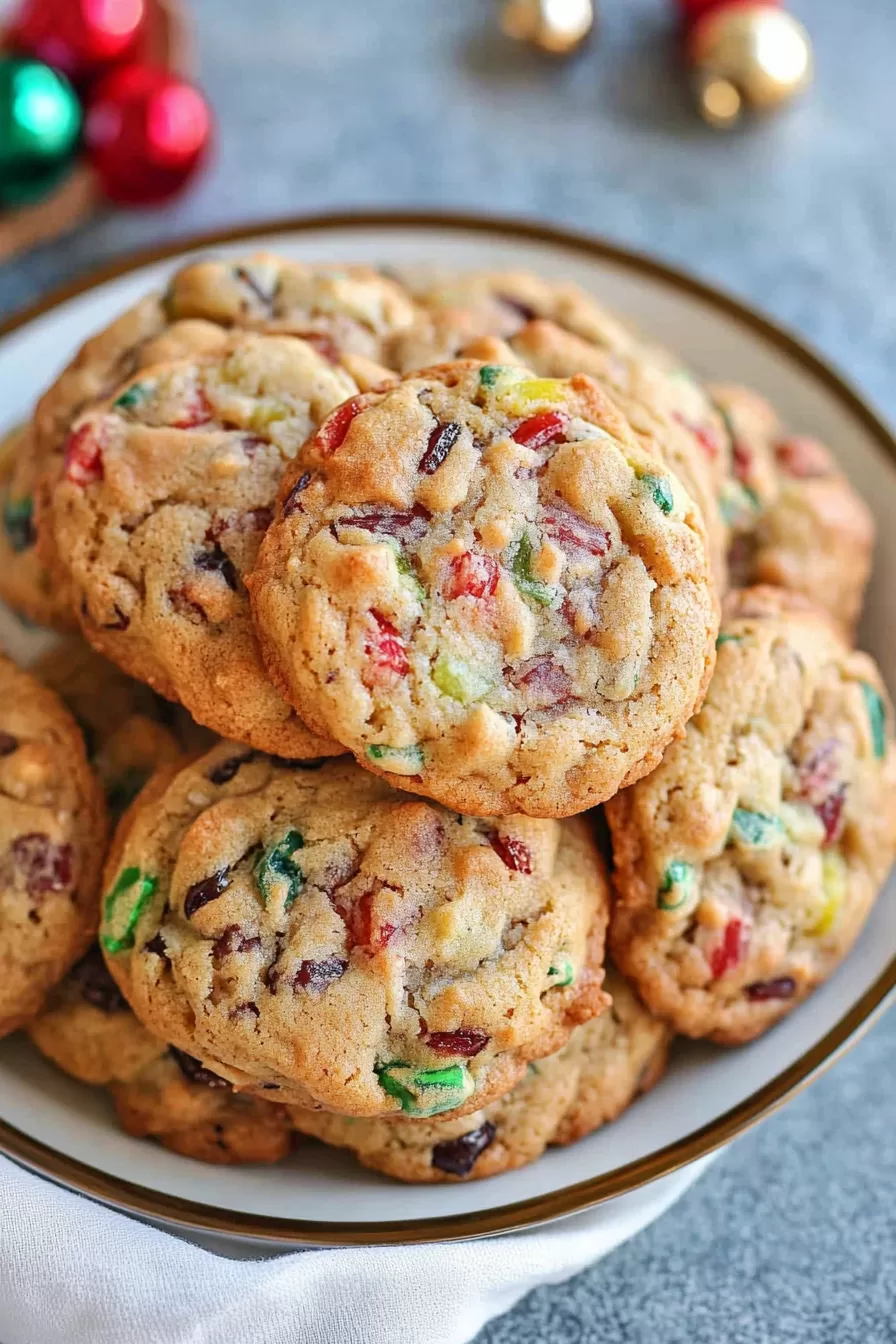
[291,967,670,1182]
[608,586,896,1044]
[0,654,107,1035]
[250,360,717,818]
[100,745,611,1117]
[0,423,76,630]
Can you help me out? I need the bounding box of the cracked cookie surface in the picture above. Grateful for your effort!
[291,966,670,1182]
[0,654,107,1035]
[101,746,610,1116]
[51,332,386,755]
[608,586,896,1044]
[250,360,717,817]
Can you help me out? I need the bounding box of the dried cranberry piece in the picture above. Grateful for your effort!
[732,438,752,483]
[243,506,274,532]
[298,331,341,364]
[315,396,365,455]
[11,835,72,895]
[426,1029,490,1057]
[213,924,262,962]
[488,833,533,874]
[145,931,170,963]
[64,425,103,486]
[512,657,572,707]
[294,957,348,991]
[346,503,431,542]
[745,976,797,1002]
[816,787,846,846]
[337,889,397,954]
[364,612,409,685]
[419,420,462,474]
[512,411,569,451]
[798,739,839,801]
[195,544,238,591]
[445,551,499,600]
[70,947,127,1013]
[0,732,18,757]
[282,471,313,517]
[775,436,830,479]
[541,504,610,557]
[672,413,721,460]
[496,293,536,323]
[184,867,232,919]
[170,1047,232,1090]
[230,1001,260,1020]
[710,918,747,980]
[432,1121,497,1177]
[102,605,130,630]
[208,752,255,785]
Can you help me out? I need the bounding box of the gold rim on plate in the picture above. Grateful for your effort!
[0,210,894,1247]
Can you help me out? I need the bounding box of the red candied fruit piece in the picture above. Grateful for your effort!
[172,387,213,429]
[732,438,753,483]
[364,611,409,685]
[816,787,846,847]
[798,739,839,801]
[511,411,569,452]
[541,504,610,557]
[64,425,104,486]
[513,657,572,707]
[294,957,348,990]
[315,396,365,456]
[673,412,721,460]
[340,890,397,954]
[426,1028,490,1057]
[710,918,748,980]
[489,832,533,874]
[12,835,72,895]
[298,331,341,365]
[445,551,499,600]
[775,435,830,479]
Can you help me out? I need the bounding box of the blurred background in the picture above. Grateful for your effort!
[1,3,895,1340]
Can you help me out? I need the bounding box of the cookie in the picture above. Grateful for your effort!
[462,322,728,589]
[100,745,611,1116]
[291,967,670,1182]
[28,946,292,1163]
[51,331,390,754]
[249,359,717,817]
[0,654,107,1035]
[713,385,874,633]
[0,423,76,630]
[607,586,896,1044]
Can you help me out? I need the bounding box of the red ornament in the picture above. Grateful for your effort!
[84,64,212,206]
[674,0,779,29]
[10,0,146,84]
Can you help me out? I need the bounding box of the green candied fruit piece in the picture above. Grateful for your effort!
[640,474,674,515]
[719,480,760,526]
[2,496,33,553]
[657,859,697,911]
[546,954,575,988]
[388,543,425,600]
[508,532,556,608]
[366,743,425,775]
[728,807,784,848]
[432,652,492,705]
[861,682,887,760]
[114,382,149,412]
[254,829,304,909]
[478,364,517,388]
[101,866,158,954]
[375,1061,475,1117]
[715,633,743,648]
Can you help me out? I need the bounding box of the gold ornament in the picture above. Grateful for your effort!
[501,0,594,56]
[688,4,814,129]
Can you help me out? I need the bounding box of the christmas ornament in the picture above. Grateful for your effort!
[685,3,813,128]
[501,0,594,56]
[9,0,146,85]
[84,63,212,205]
[0,57,81,206]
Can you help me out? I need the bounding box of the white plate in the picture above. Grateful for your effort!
[0,213,893,1248]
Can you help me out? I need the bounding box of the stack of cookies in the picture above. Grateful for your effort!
[1,255,893,1183]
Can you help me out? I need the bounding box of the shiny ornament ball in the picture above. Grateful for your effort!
[675,0,779,27]
[688,3,813,128]
[10,0,146,85]
[501,0,594,56]
[84,64,212,206]
[0,57,81,206]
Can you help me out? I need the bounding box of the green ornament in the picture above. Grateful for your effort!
[0,59,82,208]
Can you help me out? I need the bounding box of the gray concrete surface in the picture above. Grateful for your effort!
[1,1,893,1338]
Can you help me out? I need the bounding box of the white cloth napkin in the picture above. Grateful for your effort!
[0,1153,713,1344]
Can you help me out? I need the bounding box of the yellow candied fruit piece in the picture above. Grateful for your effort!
[811,851,847,937]
[250,399,291,430]
[498,378,569,414]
